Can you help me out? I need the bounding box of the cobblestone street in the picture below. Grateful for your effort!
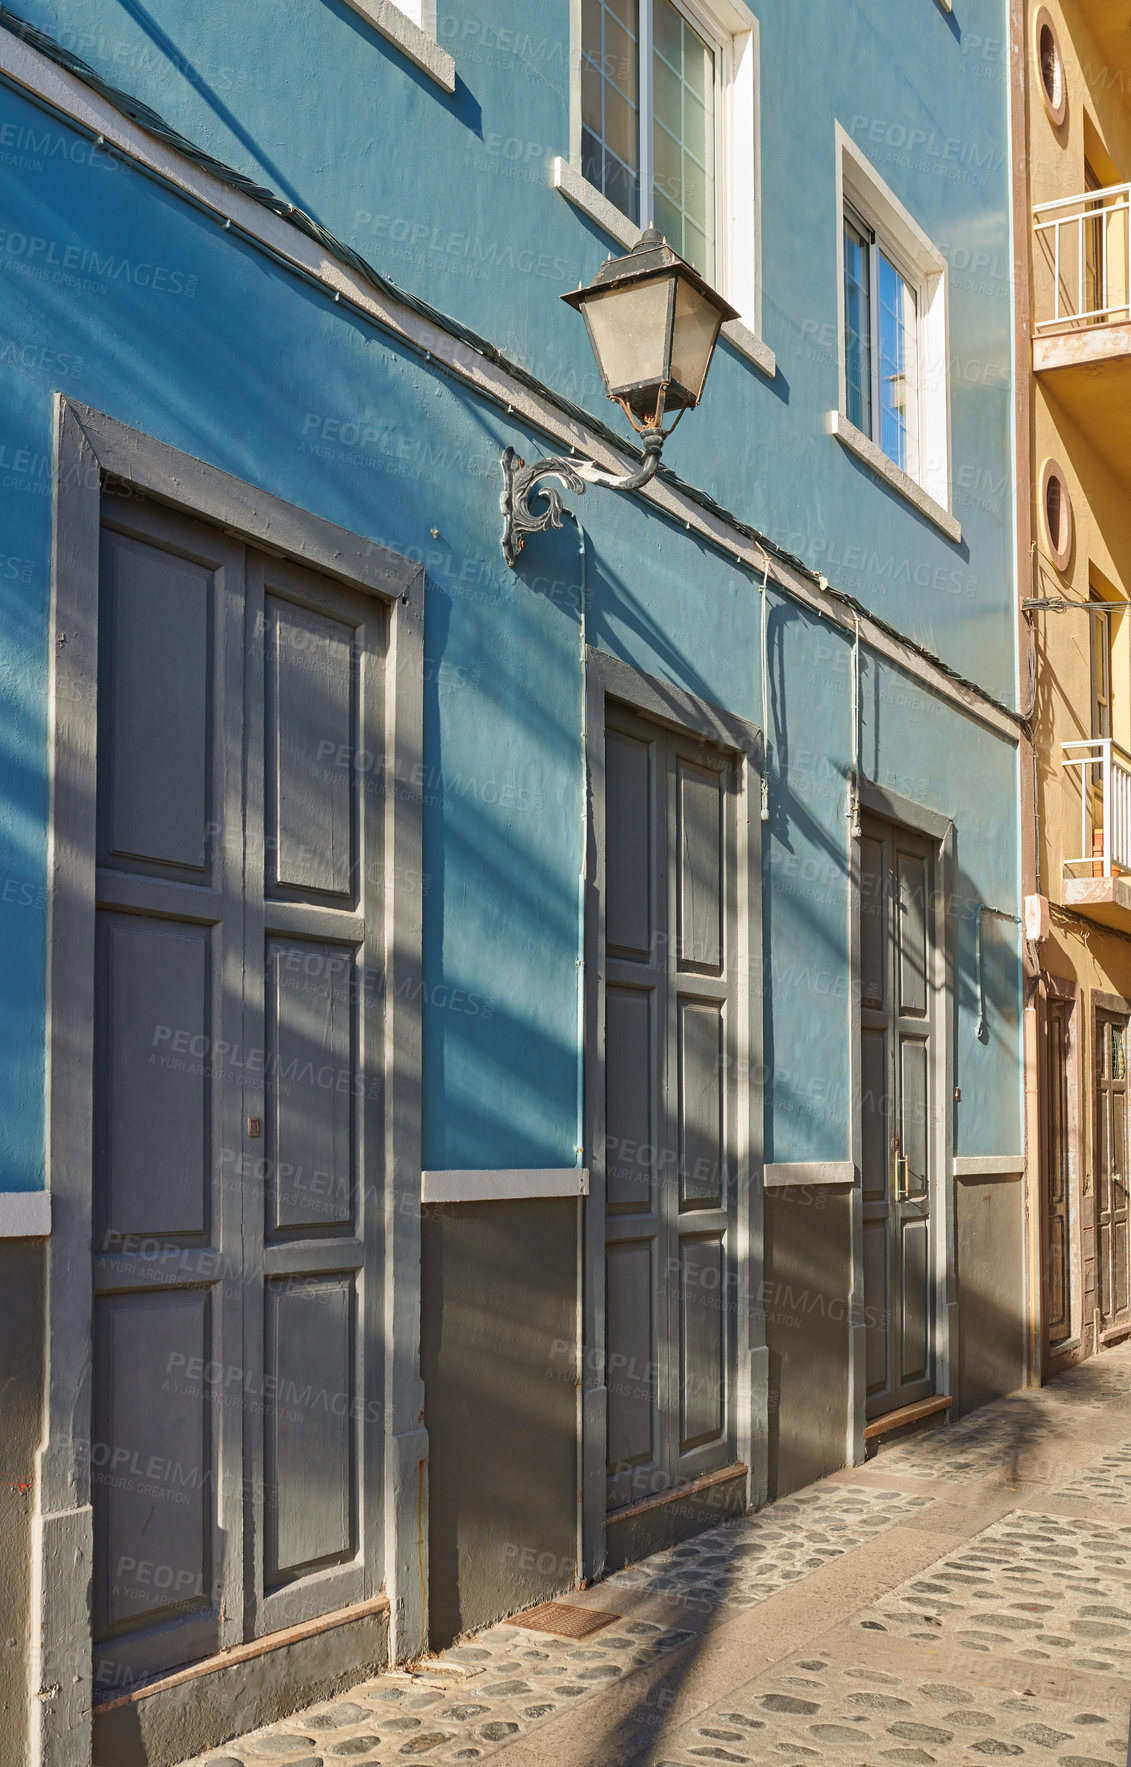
[179,1345,1131,1767]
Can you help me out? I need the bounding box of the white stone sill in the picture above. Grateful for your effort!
[422,1168,589,1203]
[340,0,455,92]
[827,410,962,544]
[0,1191,50,1236]
[552,157,776,382]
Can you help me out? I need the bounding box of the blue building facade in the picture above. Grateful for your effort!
[0,2,1025,1763]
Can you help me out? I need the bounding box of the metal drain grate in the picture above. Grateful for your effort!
[511,1600,619,1638]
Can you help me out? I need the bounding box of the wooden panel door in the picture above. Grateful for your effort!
[242,552,387,1635]
[92,502,247,1691]
[603,705,737,1511]
[1042,998,1073,1349]
[91,497,387,1692]
[860,816,935,1420]
[1096,1009,1131,1332]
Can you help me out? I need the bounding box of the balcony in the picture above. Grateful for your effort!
[1072,0,1131,90]
[1033,184,1131,483]
[1062,737,1131,925]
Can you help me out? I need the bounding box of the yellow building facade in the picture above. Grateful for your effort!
[1021,0,1131,1374]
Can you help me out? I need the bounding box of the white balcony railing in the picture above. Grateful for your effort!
[1034,183,1131,332]
[1063,738,1131,877]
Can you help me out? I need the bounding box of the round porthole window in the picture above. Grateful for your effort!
[1034,7,1067,126]
[1041,458,1073,572]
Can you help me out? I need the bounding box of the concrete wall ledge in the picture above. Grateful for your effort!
[421,1169,589,1204]
[0,1191,50,1236]
[339,0,456,92]
[952,1156,1025,1178]
[764,1162,856,1188]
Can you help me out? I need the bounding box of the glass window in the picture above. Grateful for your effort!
[878,252,918,475]
[652,0,717,279]
[1092,591,1112,741]
[843,213,872,438]
[581,0,720,281]
[844,203,921,480]
[581,0,641,225]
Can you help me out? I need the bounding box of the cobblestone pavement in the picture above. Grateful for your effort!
[183,1345,1131,1767]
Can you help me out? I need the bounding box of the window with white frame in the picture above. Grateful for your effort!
[833,129,955,537]
[559,0,772,372]
[843,204,921,480]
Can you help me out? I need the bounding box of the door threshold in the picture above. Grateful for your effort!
[1100,1319,1131,1347]
[864,1394,952,1442]
[94,1593,391,1712]
[607,1461,749,1525]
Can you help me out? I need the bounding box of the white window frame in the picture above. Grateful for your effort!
[830,124,959,543]
[339,0,455,93]
[555,0,774,379]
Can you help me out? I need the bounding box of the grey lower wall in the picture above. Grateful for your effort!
[604,1470,747,1573]
[92,1606,389,1767]
[421,1198,579,1649]
[764,1188,852,1499]
[956,1173,1027,1415]
[0,1240,45,1767]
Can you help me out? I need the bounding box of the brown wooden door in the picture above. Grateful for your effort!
[1096,1009,1131,1331]
[1041,997,1072,1352]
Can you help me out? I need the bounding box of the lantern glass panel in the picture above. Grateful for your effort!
[669,274,722,406]
[581,274,673,397]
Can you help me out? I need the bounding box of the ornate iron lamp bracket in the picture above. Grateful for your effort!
[500,429,663,567]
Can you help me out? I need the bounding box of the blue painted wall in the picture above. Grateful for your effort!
[0,0,1021,1191]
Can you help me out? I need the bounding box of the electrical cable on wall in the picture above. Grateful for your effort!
[759,557,770,824]
[568,512,588,1171]
[849,612,862,842]
[975,904,1023,1043]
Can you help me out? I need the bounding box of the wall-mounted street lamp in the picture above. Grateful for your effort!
[500,227,738,567]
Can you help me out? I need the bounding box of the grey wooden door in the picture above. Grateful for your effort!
[1095,1010,1131,1331]
[602,704,737,1512]
[92,494,386,1691]
[860,816,935,1419]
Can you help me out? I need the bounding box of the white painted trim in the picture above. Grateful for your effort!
[764,1162,856,1189]
[828,411,962,544]
[0,22,1019,745]
[952,1155,1025,1177]
[0,1191,50,1236]
[338,0,455,92]
[421,1168,590,1203]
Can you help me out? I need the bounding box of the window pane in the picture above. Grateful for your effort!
[843,215,872,438]
[652,0,716,280]
[605,85,638,168]
[581,0,641,223]
[878,252,918,475]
